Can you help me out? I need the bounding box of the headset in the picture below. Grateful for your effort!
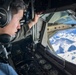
[0,0,12,28]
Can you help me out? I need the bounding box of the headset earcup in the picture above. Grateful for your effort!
[0,8,8,27]
[0,7,12,28]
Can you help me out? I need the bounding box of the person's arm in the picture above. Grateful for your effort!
[11,23,29,42]
[11,14,40,42]
[0,63,18,75]
[28,14,40,29]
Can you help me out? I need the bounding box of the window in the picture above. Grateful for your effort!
[41,10,76,65]
[49,28,76,65]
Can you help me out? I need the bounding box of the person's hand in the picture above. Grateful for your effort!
[32,13,41,24]
[28,13,41,29]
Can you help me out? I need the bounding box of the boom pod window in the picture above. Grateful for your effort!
[49,28,76,65]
